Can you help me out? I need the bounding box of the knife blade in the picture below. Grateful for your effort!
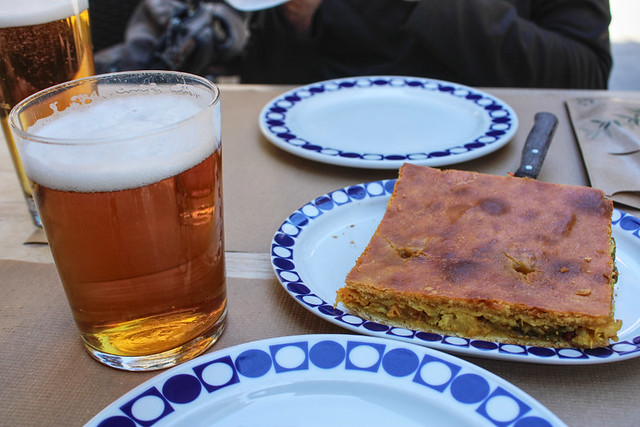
[513,112,559,179]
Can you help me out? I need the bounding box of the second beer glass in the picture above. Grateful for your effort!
[0,0,94,227]
[10,71,227,371]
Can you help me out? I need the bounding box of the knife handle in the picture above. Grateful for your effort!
[514,112,559,179]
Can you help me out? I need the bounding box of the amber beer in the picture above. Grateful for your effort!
[10,72,226,371]
[0,0,94,226]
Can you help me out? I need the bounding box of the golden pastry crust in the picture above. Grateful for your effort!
[337,164,621,348]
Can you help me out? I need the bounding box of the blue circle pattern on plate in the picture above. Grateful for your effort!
[271,180,640,363]
[93,337,558,426]
[261,76,516,163]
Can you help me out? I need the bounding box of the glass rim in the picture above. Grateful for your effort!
[9,70,220,146]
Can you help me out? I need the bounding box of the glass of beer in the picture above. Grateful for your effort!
[10,71,227,371]
[0,0,94,227]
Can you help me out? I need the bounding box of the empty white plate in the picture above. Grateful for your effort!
[259,76,518,169]
[87,334,565,426]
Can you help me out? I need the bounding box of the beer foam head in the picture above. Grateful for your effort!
[0,0,89,28]
[31,94,203,141]
[19,92,220,193]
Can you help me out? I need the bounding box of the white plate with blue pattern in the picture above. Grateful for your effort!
[270,180,640,364]
[87,334,566,426]
[259,76,518,169]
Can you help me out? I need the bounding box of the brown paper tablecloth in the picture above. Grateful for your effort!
[3,86,640,426]
[2,259,640,426]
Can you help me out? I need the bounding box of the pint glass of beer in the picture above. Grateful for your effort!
[10,71,227,371]
[0,0,94,227]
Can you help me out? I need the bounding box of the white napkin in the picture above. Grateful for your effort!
[224,0,289,11]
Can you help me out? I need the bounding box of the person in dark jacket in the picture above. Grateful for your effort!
[240,0,612,89]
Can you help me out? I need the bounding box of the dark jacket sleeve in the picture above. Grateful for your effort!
[242,0,612,88]
[402,0,612,89]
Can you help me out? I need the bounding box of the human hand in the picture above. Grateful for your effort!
[282,0,322,33]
